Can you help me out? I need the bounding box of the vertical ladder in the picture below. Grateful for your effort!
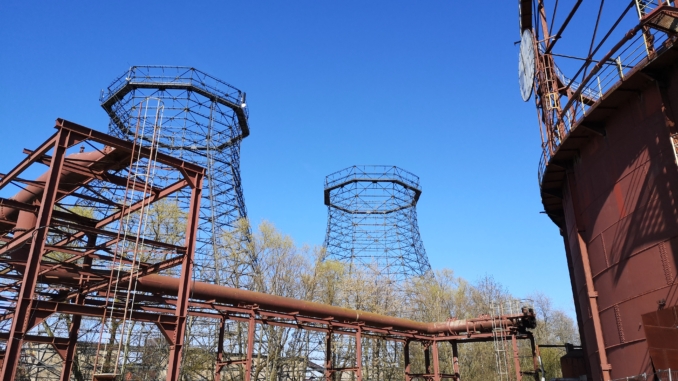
[492,300,511,381]
[537,47,565,149]
[635,0,660,58]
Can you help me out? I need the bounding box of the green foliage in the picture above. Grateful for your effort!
[34,214,576,381]
[211,220,580,381]
[147,198,186,247]
[529,292,579,380]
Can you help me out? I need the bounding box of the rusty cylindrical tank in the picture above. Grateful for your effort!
[539,48,678,379]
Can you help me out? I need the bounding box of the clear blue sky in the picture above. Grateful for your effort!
[0,1,580,315]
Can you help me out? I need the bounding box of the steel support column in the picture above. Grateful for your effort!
[577,231,611,381]
[165,171,203,381]
[529,336,542,381]
[431,341,441,381]
[425,342,431,376]
[512,335,522,381]
[325,331,333,381]
[356,326,363,381]
[452,341,460,381]
[0,128,75,381]
[60,234,96,381]
[565,169,611,381]
[404,340,411,381]
[245,313,256,381]
[215,317,226,381]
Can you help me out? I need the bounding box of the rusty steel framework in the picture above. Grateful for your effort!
[323,166,432,286]
[100,65,255,289]
[522,1,678,381]
[0,122,544,380]
[527,1,678,183]
[0,119,204,380]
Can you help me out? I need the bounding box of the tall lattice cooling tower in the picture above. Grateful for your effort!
[323,165,432,285]
[100,65,255,288]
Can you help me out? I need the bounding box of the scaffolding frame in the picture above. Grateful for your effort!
[0,122,546,380]
[0,119,204,381]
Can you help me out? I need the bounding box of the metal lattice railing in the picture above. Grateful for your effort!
[610,372,647,381]
[324,165,421,191]
[656,369,678,381]
[557,28,669,134]
[538,2,676,186]
[100,66,247,115]
[554,65,602,103]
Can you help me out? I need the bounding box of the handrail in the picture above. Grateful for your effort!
[100,66,248,119]
[324,165,421,190]
[538,5,676,187]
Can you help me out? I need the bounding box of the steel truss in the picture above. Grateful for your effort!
[528,1,678,186]
[0,119,203,381]
[323,165,432,286]
[0,124,542,381]
[100,65,255,289]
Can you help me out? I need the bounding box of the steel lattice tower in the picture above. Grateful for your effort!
[323,165,432,285]
[100,65,255,288]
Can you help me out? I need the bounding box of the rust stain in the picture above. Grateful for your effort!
[614,305,625,344]
[659,242,674,286]
[613,182,627,218]
[601,234,610,267]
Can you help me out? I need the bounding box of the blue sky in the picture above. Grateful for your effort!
[0,1,598,316]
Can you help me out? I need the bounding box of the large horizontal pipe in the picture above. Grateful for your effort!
[0,144,138,230]
[3,144,534,335]
[137,275,535,334]
[0,150,107,231]
[37,268,535,335]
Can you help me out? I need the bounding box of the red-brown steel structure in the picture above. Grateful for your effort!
[0,119,542,380]
[523,1,678,380]
[0,119,205,380]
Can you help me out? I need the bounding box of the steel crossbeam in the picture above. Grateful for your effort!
[0,121,542,381]
[0,120,205,381]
